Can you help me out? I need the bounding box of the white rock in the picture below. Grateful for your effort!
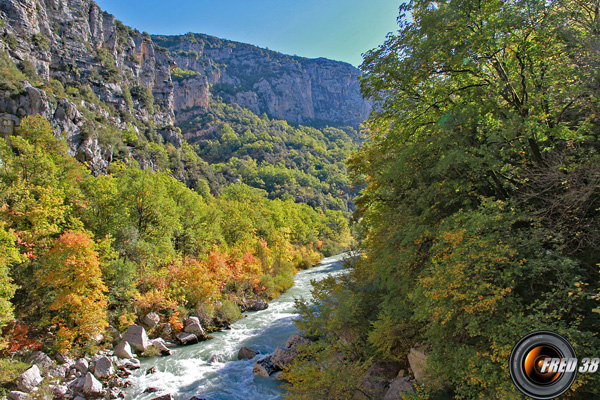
[122,325,150,352]
[113,341,135,359]
[16,365,43,392]
[94,356,115,379]
[83,372,105,396]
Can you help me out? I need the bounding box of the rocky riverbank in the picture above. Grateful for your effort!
[1,298,272,400]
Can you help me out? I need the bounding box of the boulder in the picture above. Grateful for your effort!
[156,322,173,340]
[26,351,53,370]
[207,354,223,363]
[270,334,311,370]
[184,317,204,336]
[143,386,160,393]
[407,347,428,384]
[113,341,135,359]
[252,356,279,377]
[249,299,268,311]
[151,395,173,400]
[143,313,160,329]
[151,338,172,356]
[93,356,115,379]
[83,372,105,397]
[55,353,72,365]
[73,358,89,374]
[238,347,258,360]
[115,358,140,370]
[122,324,150,353]
[177,332,199,345]
[47,365,67,379]
[52,384,68,398]
[16,365,43,392]
[7,391,28,400]
[358,362,403,400]
[109,387,125,399]
[147,366,157,374]
[383,377,413,400]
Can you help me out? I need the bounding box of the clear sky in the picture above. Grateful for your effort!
[93,0,402,67]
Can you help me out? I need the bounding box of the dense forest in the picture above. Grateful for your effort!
[284,0,600,399]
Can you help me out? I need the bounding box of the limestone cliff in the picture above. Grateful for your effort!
[0,0,176,172]
[0,0,369,174]
[153,33,371,128]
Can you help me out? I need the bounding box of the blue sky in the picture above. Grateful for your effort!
[93,0,402,67]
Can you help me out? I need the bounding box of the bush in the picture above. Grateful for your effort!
[0,359,30,395]
[130,85,154,113]
[31,33,49,50]
[215,299,241,325]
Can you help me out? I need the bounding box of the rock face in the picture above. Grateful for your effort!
[0,0,368,178]
[153,33,371,129]
[0,0,175,173]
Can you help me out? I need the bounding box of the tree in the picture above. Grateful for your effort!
[0,222,21,346]
[38,231,108,352]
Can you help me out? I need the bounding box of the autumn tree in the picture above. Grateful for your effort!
[39,231,108,352]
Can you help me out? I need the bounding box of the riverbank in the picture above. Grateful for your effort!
[123,253,348,400]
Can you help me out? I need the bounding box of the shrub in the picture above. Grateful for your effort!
[215,299,241,325]
[130,85,154,113]
[31,33,49,50]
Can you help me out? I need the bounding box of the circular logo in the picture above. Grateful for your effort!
[509,331,577,399]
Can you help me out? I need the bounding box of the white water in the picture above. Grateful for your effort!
[124,253,349,400]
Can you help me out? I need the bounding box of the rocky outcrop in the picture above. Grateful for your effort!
[0,0,368,178]
[153,33,371,129]
[0,0,174,173]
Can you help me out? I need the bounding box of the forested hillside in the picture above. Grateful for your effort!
[0,0,360,390]
[286,1,600,399]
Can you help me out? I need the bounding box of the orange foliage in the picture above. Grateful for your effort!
[3,322,42,353]
[39,231,108,352]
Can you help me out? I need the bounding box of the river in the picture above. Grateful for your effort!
[124,253,349,400]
